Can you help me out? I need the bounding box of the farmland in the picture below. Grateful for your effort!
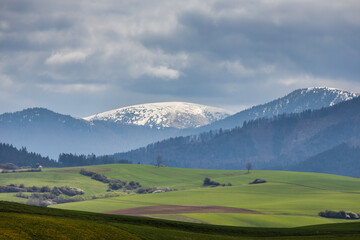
[0,164,360,227]
[0,164,359,228]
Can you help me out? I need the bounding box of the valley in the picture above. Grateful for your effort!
[0,88,360,239]
[2,0,359,238]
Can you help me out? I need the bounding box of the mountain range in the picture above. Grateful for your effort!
[0,108,179,159]
[0,87,358,168]
[193,87,358,133]
[113,96,360,176]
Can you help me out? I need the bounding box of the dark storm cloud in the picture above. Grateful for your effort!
[141,7,360,80]
[0,0,359,116]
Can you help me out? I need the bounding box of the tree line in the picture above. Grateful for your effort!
[0,143,131,168]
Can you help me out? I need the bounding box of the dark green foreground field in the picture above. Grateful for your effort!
[0,201,360,240]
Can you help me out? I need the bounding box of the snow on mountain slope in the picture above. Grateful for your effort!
[249,87,359,117]
[84,102,231,129]
[197,87,359,131]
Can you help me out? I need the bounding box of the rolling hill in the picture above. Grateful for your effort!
[0,164,359,228]
[1,201,360,239]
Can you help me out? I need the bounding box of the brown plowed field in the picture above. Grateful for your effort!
[104,205,261,216]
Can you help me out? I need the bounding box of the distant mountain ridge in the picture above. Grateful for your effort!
[84,102,231,129]
[113,96,360,176]
[197,87,358,131]
[0,87,358,161]
[0,108,180,158]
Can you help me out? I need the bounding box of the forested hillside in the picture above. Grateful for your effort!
[193,87,358,132]
[292,142,360,177]
[0,143,128,168]
[113,97,360,176]
[0,143,58,168]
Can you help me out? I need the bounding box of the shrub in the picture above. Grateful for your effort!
[0,185,22,193]
[203,177,220,186]
[26,197,48,207]
[249,179,267,184]
[15,192,29,199]
[136,187,157,194]
[80,169,142,192]
[319,210,360,219]
[0,163,18,170]
[79,169,94,177]
[41,186,51,192]
[108,182,123,190]
[136,187,174,194]
[51,186,84,196]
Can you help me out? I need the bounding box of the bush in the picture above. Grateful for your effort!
[0,163,18,170]
[15,192,29,199]
[80,169,142,192]
[79,169,94,177]
[51,186,84,196]
[108,182,123,190]
[136,187,157,194]
[0,185,22,193]
[249,179,267,184]
[203,177,220,186]
[136,187,174,194]
[319,210,360,219]
[26,197,48,207]
[41,186,51,192]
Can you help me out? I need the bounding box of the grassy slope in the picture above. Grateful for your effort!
[0,168,108,196]
[53,165,360,227]
[1,164,359,227]
[1,201,360,240]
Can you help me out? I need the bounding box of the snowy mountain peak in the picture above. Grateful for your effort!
[198,87,359,131]
[245,87,359,118]
[84,102,231,129]
[300,87,358,106]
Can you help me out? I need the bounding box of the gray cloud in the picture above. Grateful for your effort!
[0,0,359,117]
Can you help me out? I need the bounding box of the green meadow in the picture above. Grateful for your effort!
[0,164,359,228]
[1,201,360,240]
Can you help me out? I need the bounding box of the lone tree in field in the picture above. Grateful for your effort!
[246,162,252,174]
[156,155,163,168]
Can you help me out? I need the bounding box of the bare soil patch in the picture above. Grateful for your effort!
[104,205,261,216]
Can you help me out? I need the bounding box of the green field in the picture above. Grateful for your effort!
[1,201,360,239]
[0,164,359,228]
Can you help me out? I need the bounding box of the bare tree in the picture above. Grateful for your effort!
[156,155,163,168]
[246,162,252,174]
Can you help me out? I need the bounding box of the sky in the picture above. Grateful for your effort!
[0,0,359,117]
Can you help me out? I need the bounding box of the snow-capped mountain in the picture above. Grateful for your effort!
[84,102,231,129]
[0,108,182,158]
[114,96,360,175]
[0,87,357,159]
[197,87,359,131]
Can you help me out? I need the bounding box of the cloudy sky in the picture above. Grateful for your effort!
[0,0,359,117]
